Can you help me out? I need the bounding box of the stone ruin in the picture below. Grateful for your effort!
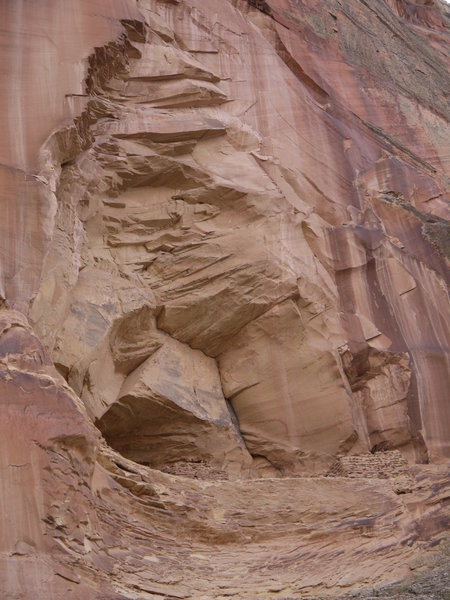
[326,450,412,485]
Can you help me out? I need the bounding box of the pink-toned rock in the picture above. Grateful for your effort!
[0,0,449,597]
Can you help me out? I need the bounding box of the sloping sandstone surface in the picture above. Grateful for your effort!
[0,0,449,598]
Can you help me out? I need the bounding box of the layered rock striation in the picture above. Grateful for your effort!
[0,0,449,597]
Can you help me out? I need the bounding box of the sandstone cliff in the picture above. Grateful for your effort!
[0,0,449,598]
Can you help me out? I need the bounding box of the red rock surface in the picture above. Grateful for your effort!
[0,0,449,598]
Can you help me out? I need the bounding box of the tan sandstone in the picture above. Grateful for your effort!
[0,0,449,597]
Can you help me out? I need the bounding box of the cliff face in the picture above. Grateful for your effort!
[0,0,449,598]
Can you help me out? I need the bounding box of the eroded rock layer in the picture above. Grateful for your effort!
[0,0,449,597]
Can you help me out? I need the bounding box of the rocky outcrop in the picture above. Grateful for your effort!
[97,333,252,474]
[0,0,449,597]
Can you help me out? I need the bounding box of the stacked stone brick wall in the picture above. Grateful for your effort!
[326,451,410,479]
